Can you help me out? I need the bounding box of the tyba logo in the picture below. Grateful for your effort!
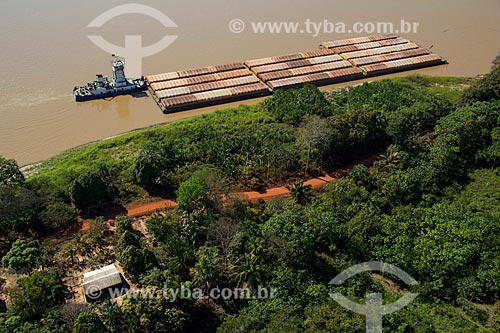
[87,4,177,78]
[329,261,418,333]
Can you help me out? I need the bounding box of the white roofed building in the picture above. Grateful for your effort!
[82,263,125,302]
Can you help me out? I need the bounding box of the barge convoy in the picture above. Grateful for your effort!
[73,57,146,102]
[74,34,447,112]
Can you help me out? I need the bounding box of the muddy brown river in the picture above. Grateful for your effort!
[0,0,499,166]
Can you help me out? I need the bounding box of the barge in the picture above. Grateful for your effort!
[146,63,272,113]
[147,34,446,113]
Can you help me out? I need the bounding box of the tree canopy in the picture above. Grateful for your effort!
[0,157,24,186]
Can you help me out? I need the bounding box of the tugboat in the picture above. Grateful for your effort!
[73,56,147,102]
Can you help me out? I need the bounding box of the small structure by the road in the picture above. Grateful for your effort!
[82,263,124,302]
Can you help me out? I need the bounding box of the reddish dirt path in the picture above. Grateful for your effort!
[233,173,339,203]
[126,199,178,218]
[79,155,377,232]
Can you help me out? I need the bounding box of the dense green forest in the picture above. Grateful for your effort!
[1,66,500,332]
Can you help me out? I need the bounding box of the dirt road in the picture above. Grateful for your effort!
[80,155,377,232]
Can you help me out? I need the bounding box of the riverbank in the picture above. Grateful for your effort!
[21,74,472,178]
[19,94,271,172]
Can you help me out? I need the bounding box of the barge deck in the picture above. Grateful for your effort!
[146,34,446,113]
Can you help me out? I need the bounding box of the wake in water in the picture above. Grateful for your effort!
[0,92,69,109]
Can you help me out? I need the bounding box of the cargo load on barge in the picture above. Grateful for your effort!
[147,34,446,113]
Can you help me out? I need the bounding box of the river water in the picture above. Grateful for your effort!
[0,0,499,166]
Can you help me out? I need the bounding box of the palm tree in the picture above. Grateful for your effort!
[246,236,264,257]
[288,180,313,205]
[234,253,264,290]
[375,148,400,172]
[191,246,221,290]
